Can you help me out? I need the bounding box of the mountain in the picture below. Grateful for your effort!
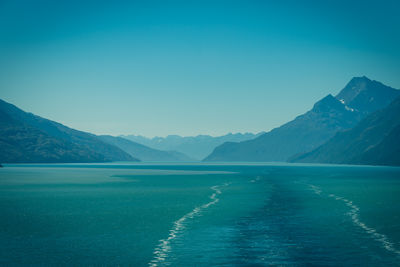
[98,135,194,162]
[336,76,400,115]
[204,77,400,162]
[291,95,400,166]
[121,132,262,160]
[0,99,138,163]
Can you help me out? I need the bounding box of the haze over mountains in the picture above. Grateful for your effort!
[121,133,262,160]
[0,99,193,163]
[204,77,400,163]
[1,76,399,166]
[99,135,194,162]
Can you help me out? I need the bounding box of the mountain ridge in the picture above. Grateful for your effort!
[204,77,400,162]
[0,98,197,163]
[99,135,194,162]
[290,95,400,166]
[0,98,138,163]
[121,132,263,160]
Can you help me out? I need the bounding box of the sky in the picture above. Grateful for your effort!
[0,0,399,137]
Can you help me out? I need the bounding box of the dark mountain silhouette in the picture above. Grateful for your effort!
[204,77,400,162]
[291,95,400,166]
[0,99,138,163]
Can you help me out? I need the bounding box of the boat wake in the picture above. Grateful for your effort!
[149,182,231,266]
[309,184,400,257]
[250,176,262,183]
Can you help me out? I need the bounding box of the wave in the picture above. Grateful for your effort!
[250,176,262,183]
[149,182,230,267]
[309,184,400,257]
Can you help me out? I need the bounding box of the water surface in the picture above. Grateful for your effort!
[0,163,399,266]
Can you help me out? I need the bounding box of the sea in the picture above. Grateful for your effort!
[0,163,399,266]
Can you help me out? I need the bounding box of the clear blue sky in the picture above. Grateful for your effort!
[1,0,399,137]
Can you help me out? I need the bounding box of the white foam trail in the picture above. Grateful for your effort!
[149,182,230,267]
[250,176,262,183]
[309,184,322,195]
[309,184,400,257]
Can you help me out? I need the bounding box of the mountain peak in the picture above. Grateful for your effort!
[335,76,400,114]
[336,76,372,104]
[312,94,344,113]
[350,75,371,82]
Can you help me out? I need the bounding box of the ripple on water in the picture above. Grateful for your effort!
[149,183,231,267]
[309,184,400,258]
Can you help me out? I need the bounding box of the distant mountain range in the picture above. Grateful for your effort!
[121,132,263,160]
[99,135,194,162]
[291,95,400,166]
[204,77,400,163]
[0,99,192,163]
[2,76,399,166]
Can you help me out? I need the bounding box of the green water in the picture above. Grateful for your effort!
[0,163,399,266]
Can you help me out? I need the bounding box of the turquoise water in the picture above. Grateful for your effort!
[0,163,400,266]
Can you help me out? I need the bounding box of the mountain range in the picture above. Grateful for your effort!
[1,76,399,166]
[121,132,262,160]
[291,95,400,166]
[99,135,194,162]
[0,99,193,163]
[204,77,400,163]
[0,99,137,163]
